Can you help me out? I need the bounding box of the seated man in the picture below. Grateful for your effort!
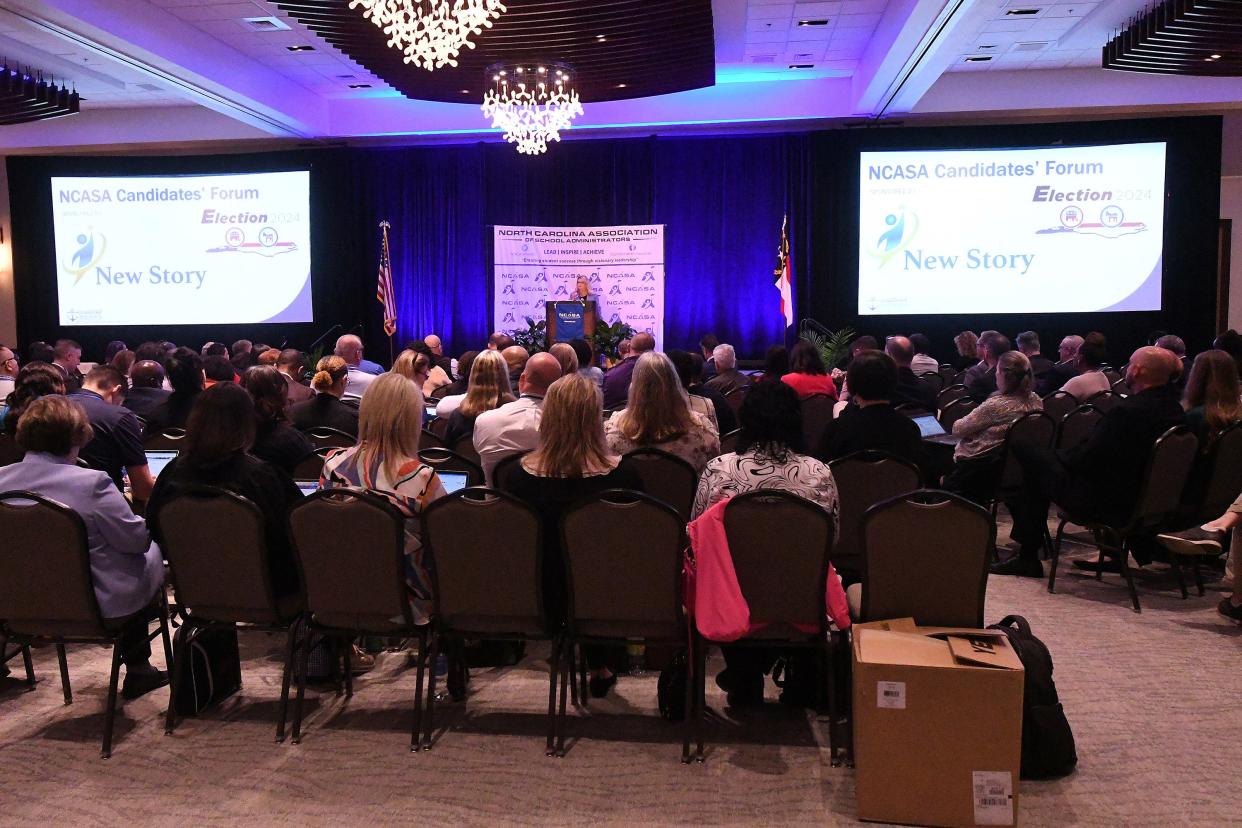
[335,334,376,402]
[122,360,171,421]
[885,335,937,412]
[1016,331,1053,380]
[0,344,19,402]
[1036,335,1084,396]
[501,345,530,397]
[908,333,939,375]
[0,395,166,697]
[703,343,751,395]
[816,350,922,464]
[603,332,655,410]
[68,365,156,501]
[473,352,560,485]
[996,346,1186,577]
[202,355,237,388]
[1059,332,1110,400]
[964,331,1011,403]
[276,348,313,407]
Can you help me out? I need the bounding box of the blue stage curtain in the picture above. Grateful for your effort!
[349,134,807,358]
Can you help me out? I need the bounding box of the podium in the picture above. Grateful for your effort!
[546,300,597,344]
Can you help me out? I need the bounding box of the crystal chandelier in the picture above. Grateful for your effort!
[349,0,506,71]
[481,62,583,156]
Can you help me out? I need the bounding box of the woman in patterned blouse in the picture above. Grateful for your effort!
[605,351,720,473]
[320,373,447,624]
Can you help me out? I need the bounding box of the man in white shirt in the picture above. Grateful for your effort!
[0,345,18,402]
[908,333,939,375]
[335,334,376,402]
[473,352,561,485]
[1060,334,1111,400]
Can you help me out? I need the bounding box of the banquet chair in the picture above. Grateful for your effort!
[1056,404,1101,451]
[827,450,921,577]
[417,448,484,487]
[937,397,975,432]
[450,435,483,469]
[301,427,355,450]
[1084,390,1121,413]
[419,429,446,450]
[801,393,836,453]
[1041,391,1079,425]
[143,427,188,452]
[618,448,698,523]
[0,432,22,466]
[292,447,334,482]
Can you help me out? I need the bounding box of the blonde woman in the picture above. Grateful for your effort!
[290,355,359,438]
[501,373,643,698]
[548,342,579,377]
[605,351,720,472]
[321,373,447,623]
[443,350,514,446]
[392,345,451,398]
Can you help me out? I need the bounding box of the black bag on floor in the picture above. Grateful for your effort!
[173,623,242,716]
[988,615,1078,779]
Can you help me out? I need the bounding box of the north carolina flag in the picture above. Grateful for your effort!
[376,221,397,338]
[774,214,794,328]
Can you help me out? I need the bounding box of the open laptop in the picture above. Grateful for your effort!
[912,414,961,446]
[145,450,178,480]
[438,471,470,494]
[295,480,320,497]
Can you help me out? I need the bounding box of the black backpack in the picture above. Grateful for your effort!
[173,623,242,716]
[988,615,1077,779]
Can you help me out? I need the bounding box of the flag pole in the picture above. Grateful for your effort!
[379,219,394,365]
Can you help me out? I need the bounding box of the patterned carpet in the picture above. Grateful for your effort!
[2,525,1240,827]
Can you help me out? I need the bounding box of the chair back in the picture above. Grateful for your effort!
[938,364,959,385]
[996,411,1056,492]
[292,447,334,482]
[430,385,452,401]
[937,397,975,431]
[144,427,188,451]
[719,429,741,455]
[937,384,970,410]
[827,451,921,573]
[417,447,484,486]
[155,486,284,625]
[450,435,483,468]
[861,490,992,627]
[1102,367,1122,386]
[0,492,105,638]
[1130,426,1200,530]
[1040,391,1078,423]
[289,488,413,631]
[800,393,836,454]
[562,490,683,640]
[1199,421,1242,518]
[301,426,355,450]
[723,387,747,417]
[419,429,446,450]
[617,448,698,523]
[0,433,22,467]
[492,450,530,492]
[721,491,833,634]
[1111,378,1132,396]
[1056,404,1101,450]
[426,416,449,438]
[917,372,944,394]
[422,488,546,636]
[1085,390,1121,413]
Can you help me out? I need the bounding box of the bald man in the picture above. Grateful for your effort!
[885,335,936,412]
[473,351,561,485]
[997,345,1186,578]
[602,332,655,409]
[502,345,530,393]
[424,334,453,376]
[335,334,376,402]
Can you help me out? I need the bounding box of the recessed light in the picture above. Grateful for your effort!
[348,83,372,89]
[964,55,993,62]
[596,34,606,41]
[798,19,829,26]
[286,45,315,52]
[1004,8,1041,15]
[460,88,470,93]
[788,63,814,69]
[1211,54,1222,59]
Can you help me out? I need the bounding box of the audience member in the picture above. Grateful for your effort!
[667,349,735,435]
[1181,349,1242,445]
[570,338,603,388]
[952,331,979,371]
[230,339,255,372]
[424,334,453,376]
[909,333,938,375]
[104,340,128,364]
[487,332,515,352]
[782,341,838,400]
[1016,331,1053,380]
[392,346,439,397]
[885,335,937,412]
[964,331,1011,402]
[202,355,237,388]
[616,338,632,364]
[606,351,720,472]
[110,349,136,376]
[1158,492,1242,621]
[698,333,720,382]
[1060,333,1110,399]
[439,350,477,399]
[758,345,789,384]
[473,351,561,484]
[943,352,1042,505]
[200,341,228,358]
[501,345,531,396]
[443,350,514,448]
[816,350,921,464]
[404,341,451,396]
[846,335,879,367]
[1037,334,1085,395]
[0,344,19,402]
[255,348,278,366]
[999,346,1185,577]
[290,356,359,438]
[1,362,65,433]
[277,348,312,407]
[122,360,171,421]
[1213,329,1242,378]
[147,383,303,597]
[704,344,751,395]
[501,372,644,698]
[69,365,154,499]
[0,395,167,698]
[548,342,579,377]
[602,332,655,410]
[336,334,376,402]
[145,347,203,432]
[52,338,84,393]
[241,365,313,475]
[1156,333,1190,388]
[321,373,447,624]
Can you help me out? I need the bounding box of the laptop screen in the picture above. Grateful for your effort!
[295,480,319,497]
[912,414,947,437]
[438,471,469,494]
[145,450,178,479]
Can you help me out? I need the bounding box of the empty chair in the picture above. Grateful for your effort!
[0,491,173,758]
[719,429,741,455]
[918,372,944,394]
[801,393,836,453]
[288,488,428,747]
[292,447,335,482]
[417,447,484,487]
[938,364,959,386]
[419,428,446,450]
[558,491,690,758]
[301,426,355,450]
[144,427,188,452]
[938,397,976,432]
[618,448,698,522]
[1041,391,1079,424]
[1056,404,1101,451]
[420,488,556,752]
[861,489,993,627]
[155,487,303,741]
[1085,390,1121,413]
[937,384,970,410]
[828,450,921,576]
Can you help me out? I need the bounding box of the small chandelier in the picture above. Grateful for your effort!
[349,0,506,71]
[481,62,583,156]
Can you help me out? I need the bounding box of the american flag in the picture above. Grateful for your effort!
[376,220,397,338]
[774,214,794,328]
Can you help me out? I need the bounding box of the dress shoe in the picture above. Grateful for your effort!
[121,667,169,700]
[990,557,1044,578]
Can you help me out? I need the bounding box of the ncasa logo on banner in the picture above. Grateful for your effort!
[492,224,666,347]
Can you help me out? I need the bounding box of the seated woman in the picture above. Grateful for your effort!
[0,395,167,698]
[432,351,477,419]
[755,345,789,385]
[290,356,360,439]
[147,383,304,599]
[1182,349,1242,446]
[443,350,514,448]
[952,331,980,372]
[501,372,643,698]
[393,344,451,398]
[241,365,313,475]
[666,349,735,435]
[548,342,579,377]
[570,338,603,389]
[691,380,841,707]
[605,351,720,473]
[782,341,838,400]
[943,351,1042,504]
[1059,334,1111,400]
[320,373,447,625]
[1,362,65,433]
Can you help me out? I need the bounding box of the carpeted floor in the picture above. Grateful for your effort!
[2,526,1240,827]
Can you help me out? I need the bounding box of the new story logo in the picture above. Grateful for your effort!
[867,209,918,268]
[64,231,106,285]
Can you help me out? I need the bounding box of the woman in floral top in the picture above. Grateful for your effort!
[605,351,720,473]
[320,373,447,624]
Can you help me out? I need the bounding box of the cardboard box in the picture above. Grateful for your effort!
[853,619,1024,827]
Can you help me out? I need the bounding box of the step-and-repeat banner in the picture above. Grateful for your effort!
[493,224,666,348]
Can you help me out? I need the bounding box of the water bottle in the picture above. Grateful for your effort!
[626,642,646,676]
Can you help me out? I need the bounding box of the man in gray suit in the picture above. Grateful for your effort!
[0,395,167,697]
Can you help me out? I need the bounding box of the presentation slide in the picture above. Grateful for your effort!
[50,170,312,326]
[858,142,1166,316]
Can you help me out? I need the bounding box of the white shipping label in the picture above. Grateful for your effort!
[972,771,1014,826]
[875,681,906,709]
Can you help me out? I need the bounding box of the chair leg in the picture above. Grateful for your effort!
[423,633,440,751]
[695,636,707,762]
[157,593,174,671]
[291,626,311,744]
[342,640,354,698]
[579,646,588,704]
[568,644,579,707]
[556,641,571,757]
[989,501,1000,562]
[1094,537,1107,582]
[681,643,694,765]
[1047,520,1068,593]
[824,637,839,767]
[55,643,72,704]
[1171,554,1189,600]
[545,637,561,757]
[101,642,123,759]
[164,624,190,735]
[22,644,35,687]
[413,630,428,753]
[275,624,298,743]
[1120,547,1141,613]
[1192,558,1205,597]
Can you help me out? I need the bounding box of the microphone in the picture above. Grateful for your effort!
[307,323,341,352]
